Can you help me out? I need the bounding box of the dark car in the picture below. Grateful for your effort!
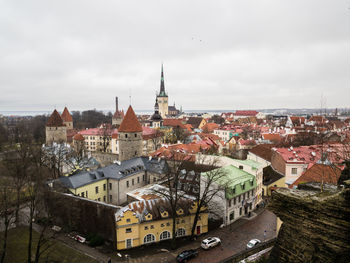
[176,249,199,262]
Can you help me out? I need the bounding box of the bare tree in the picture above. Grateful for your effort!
[189,156,227,239]
[0,184,16,263]
[152,152,188,249]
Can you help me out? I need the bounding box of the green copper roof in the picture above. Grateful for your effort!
[158,91,168,97]
[202,165,256,199]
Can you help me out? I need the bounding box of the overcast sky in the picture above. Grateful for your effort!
[1,0,350,112]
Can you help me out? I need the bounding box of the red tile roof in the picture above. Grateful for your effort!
[291,163,341,187]
[274,144,345,166]
[73,133,85,141]
[249,144,274,162]
[61,107,73,122]
[163,119,186,129]
[202,122,219,132]
[234,110,259,116]
[46,109,65,127]
[118,105,143,133]
[262,133,282,142]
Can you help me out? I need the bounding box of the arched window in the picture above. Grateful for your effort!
[160,231,171,240]
[176,228,186,237]
[143,234,155,244]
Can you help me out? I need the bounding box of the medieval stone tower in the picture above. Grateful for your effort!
[118,105,143,161]
[61,107,73,130]
[157,64,168,118]
[45,109,67,144]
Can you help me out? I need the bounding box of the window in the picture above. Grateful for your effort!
[143,174,145,181]
[126,239,132,248]
[126,181,129,188]
[135,151,137,155]
[103,196,106,202]
[103,184,106,191]
[109,183,112,190]
[81,192,85,197]
[239,165,243,170]
[97,198,101,201]
[86,191,88,198]
[132,179,134,186]
[144,226,148,230]
[176,228,186,237]
[242,183,245,190]
[134,134,137,138]
[125,228,132,233]
[230,212,234,221]
[126,218,131,223]
[166,222,170,226]
[150,225,154,229]
[144,234,155,244]
[125,134,128,138]
[160,231,171,240]
[137,177,140,183]
[239,207,242,216]
[95,186,99,194]
[161,223,164,227]
[292,168,298,175]
[110,195,112,201]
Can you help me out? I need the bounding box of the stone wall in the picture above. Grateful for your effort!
[47,192,120,244]
[267,183,350,263]
[45,126,67,144]
[118,131,142,161]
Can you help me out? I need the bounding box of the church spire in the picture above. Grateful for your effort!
[159,64,166,96]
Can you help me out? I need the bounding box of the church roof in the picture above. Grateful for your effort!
[113,110,124,119]
[46,109,65,127]
[118,105,143,133]
[61,107,73,122]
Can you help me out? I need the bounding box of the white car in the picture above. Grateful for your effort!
[246,239,261,249]
[201,237,221,250]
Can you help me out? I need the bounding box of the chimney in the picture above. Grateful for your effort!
[115,97,119,112]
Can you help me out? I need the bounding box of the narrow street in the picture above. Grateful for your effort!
[110,209,277,263]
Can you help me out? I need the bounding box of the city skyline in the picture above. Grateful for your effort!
[1,0,350,111]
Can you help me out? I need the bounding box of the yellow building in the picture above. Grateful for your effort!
[115,199,208,250]
[262,166,285,196]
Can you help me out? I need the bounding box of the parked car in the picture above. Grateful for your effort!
[246,239,261,249]
[176,249,199,262]
[201,237,221,250]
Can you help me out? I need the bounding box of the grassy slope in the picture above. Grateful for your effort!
[0,227,98,263]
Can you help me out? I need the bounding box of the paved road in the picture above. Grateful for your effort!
[113,209,277,263]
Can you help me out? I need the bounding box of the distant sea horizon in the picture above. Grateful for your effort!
[0,107,345,117]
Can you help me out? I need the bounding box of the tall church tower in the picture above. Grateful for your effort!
[157,64,168,118]
[118,105,143,161]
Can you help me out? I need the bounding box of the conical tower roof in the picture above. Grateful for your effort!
[61,107,73,122]
[46,109,65,127]
[118,105,143,132]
